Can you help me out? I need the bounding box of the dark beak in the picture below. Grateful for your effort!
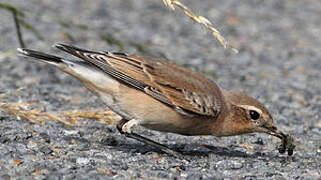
[263,125,286,139]
[263,125,295,155]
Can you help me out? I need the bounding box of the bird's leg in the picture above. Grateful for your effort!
[116,119,183,158]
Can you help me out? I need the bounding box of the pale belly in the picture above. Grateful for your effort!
[108,84,213,135]
[80,72,212,136]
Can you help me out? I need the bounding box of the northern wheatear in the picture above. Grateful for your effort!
[17,44,295,157]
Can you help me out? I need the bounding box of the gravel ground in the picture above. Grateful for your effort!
[1,0,320,179]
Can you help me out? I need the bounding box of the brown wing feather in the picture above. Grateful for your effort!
[137,56,223,116]
[55,43,223,117]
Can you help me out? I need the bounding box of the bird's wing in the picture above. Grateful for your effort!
[55,43,223,117]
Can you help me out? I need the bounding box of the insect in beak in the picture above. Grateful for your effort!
[263,125,295,156]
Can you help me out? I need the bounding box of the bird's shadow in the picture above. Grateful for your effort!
[99,135,274,159]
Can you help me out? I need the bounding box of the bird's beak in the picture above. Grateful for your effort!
[263,125,286,139]
[261,123,295,155]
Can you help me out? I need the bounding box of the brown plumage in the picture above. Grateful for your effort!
[54,44,223,117]
[17,44,295,157]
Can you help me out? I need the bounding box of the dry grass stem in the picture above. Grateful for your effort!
[162,0,238,53]
[0,89,119,126]
[0,3,43,48]
[0,3,25,48]
[0,101,119,126]
[0,102,45,123]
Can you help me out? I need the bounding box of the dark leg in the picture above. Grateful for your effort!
[116,119,184,159]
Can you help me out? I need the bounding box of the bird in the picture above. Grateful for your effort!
[17,43,294,157]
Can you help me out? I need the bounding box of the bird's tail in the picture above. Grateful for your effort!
[17,48,63,64]
[17,47,115,89]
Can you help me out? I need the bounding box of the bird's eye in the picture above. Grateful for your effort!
[249,110,260,120]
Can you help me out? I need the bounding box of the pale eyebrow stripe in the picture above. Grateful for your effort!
[238,105,263,115]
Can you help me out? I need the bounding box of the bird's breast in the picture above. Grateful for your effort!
[79,71,213,135]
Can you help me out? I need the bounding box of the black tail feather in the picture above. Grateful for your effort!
[17,48,63,63]
[54,43,105,59]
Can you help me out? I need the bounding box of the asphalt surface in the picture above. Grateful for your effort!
[0,0,320,179]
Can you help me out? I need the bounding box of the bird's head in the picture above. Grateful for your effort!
[221,90,285,139]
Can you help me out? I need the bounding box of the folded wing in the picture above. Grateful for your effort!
[55,43,223,117]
